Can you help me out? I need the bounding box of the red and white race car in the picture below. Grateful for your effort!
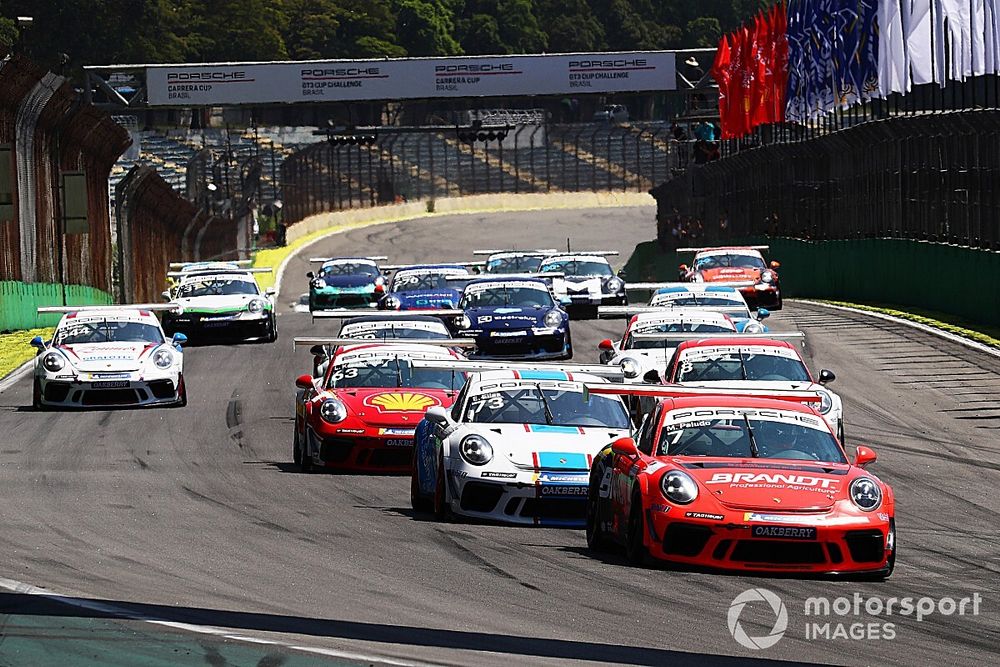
[584,385,895,577]
[677,246,782,310]
[292,339,472,473]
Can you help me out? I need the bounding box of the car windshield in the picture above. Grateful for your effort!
[55,320,165,345]
[391,271,462,292]
[539,259,613,277]
[341,326,450,340]
[487,256,543,273]
[461,285,554,308]
[675,350,810,382]
[177,278,258,297]
[322,262,379,277]
[465,387,630,428]
[327,357,466,390]
[694,254,766,271]
[651,295,750,315]
[658,417,844,462]
[625,323,733,350]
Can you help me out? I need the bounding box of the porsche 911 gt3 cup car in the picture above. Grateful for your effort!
[410,362,630,525]
[610,284,770,333]
[473,249,559,274]
[597,310,738,382]
[583,385,893,577]
[162,270,277,342]
[380,264,469,311]
[292,340,473,473]
[306,257,388,311]
[455,277,572,360]
[538,252,626,310]
[31,305,187,409]
[677,246,782,310]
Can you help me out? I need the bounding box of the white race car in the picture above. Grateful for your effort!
[30,306,187,409]
[161,269,277,342]
[603,283,770,333]
[410,362,630,526]
[539,252,626,310]
[597,310,738,382]
[473,249,559,274]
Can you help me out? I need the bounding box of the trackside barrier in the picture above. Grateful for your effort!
[744,237,1000,327]
[0,281,114,331]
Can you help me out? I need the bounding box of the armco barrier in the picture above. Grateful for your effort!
[753,237,1000,327]
[0,281,113,332]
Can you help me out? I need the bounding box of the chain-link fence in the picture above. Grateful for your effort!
[652,111,1000,251]
[281,122,683,224]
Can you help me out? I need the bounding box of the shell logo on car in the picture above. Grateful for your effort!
[365,392,441,412]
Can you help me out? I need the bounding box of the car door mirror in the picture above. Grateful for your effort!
[854,446,878,467]
[306,271,315,279]
[770,260,781,269]
[171,333,188,347]
[265,287,276,296]
[425,406,450,426]
[818,369,836,385]
[598,338,615,352]
[30,336,45,350]
[295,374,314,390]
[642,369,661,384]
[678,264,688,272]
[309,345,328,357]
[756,307,770,320]
[611,436,639,458]
[617,269,627,279]
[161,290,171,300]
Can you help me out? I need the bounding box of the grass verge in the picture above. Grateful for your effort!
[0,328,52,381]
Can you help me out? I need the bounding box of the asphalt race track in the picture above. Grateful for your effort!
[1,207,998,666]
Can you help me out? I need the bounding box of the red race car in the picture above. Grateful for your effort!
[677,246,782,310]
[293,339,471,473]
[583,385,895,577]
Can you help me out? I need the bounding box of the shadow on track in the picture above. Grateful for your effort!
[0,592,811,666]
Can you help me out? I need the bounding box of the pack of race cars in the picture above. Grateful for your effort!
[26,245,895,579]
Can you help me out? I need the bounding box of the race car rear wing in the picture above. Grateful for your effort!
[293,337,476,349]
[447,272,565,280]
[582,383,821,403]
[166,267,273,278]
[311,309,464,320]
[168,260,252,269]
[473,248,559,256]
[629,332,804,341]
[545,250,620,257]
[38,304,182,314]
[599,305,751,318]
[308,256,388,263]
[410,358,625,380]
[676,246,770,253]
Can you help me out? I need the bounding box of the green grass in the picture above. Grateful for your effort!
[0,328,52,380]
[811,300,1000,350]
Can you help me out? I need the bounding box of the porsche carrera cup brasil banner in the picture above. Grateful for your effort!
[145,52,676,105]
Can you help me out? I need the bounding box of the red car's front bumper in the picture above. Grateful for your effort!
[308,429,414,473]
[738,284,781,310]
[646,509,893,574]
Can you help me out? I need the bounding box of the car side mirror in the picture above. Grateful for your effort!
[756,307,770,320]
[171,333,187,347]
[265,287,276,296]
[854,446,878,467]
[306,271,314,279]
[611,436,639,458]
[770,260,781,269]
[309,345,328,357]
[642,369,661,384]
[818,369,836,385]
[295,374,314,390]
[678,264,688,272]
[598,338,615,352]
[30,336,45,350]
[425,406,450,426]
[617,269,626,279]
[161,290,171,300]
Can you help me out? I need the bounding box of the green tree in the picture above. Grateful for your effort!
[686,16,722,48]
[337,0,407,58]
[458,14,508,54]
[394,0,462,56]
[496,0,546,53]
[190,0,288,61]
[536,0,605,52]
[282,0,343,60]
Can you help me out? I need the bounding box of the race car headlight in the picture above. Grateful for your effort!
[459,434,493,465]
[319,398,348,423]
[543,309,563,328]
[248,298,265,314]
[660,470,698,504]
[384,296,401,310]
[760,270,775,284]
[849,477,882,511]
[620,357,641,379]
[743,321,764,334]
[311,278,325,289]
[152,348,174,369]
[458,314,473,330]
[41,352,65,372]
[606,277,624,293]
[817,389,834,414]
[692,273,704,283]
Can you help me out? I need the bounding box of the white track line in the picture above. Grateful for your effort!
[792,299,1000,359]
[0,576,434,667]
[0,359,33,393]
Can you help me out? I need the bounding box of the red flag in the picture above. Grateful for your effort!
[733,26,752,137]
[750,12,770,128]
[712,35,733,138]
[772,2,788,124]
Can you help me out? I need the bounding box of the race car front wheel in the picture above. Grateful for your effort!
[624,491,649,566]
[585,468,612,553]
[172,376,187,408]
[433,455,451,521]
[410,450,432,513]
[32,379,45,411]
[292,425,302,467]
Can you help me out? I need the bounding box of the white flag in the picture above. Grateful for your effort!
[908,0,934,84]
[972,0,987,75]
[879,0,911,95]
[933,0,948,84]
[986,0,1000,73]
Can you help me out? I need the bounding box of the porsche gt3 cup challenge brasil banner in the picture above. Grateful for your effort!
[145,52,676,106]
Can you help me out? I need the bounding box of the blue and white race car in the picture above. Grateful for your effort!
[380,264,470,311]
[410,362,629,526]
[455,277,572,360]
[612,283,771,333]
[472,249,559,274]
[306,257,388,311]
